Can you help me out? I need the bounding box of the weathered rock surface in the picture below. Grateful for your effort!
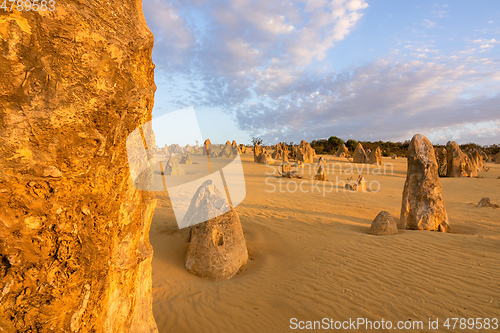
[203,139,212,156]
[434,147,447,177]
[469,149,483,172]
[218,141,234,158]
[314,164,326,181]
[345,175,366,192]
[168,143,183,154]
[446,141,477,177]
[493,152,500,164]
[281,162,292,175]
[272,142,289,161]
[296,140,315,163]
[0,3,158,332]
[477,197,499,208]
[256,150,274,164]
[232,140,241,154]
[368,146,383,165]
[336,144,349,157]
[253,144,262,162]
[163,156,186,175]
[180,153,193,165]
[400,134,449,232]
[353,143,367,163]
[184,181,248,280]
[369,211,398,235]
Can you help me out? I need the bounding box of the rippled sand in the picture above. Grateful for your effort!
[150,152,500,332]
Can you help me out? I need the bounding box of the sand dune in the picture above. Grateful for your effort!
[150,154,500,332]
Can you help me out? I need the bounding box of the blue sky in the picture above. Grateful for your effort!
[143,0,500,146]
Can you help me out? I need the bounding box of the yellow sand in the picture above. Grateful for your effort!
[150,153,500,332]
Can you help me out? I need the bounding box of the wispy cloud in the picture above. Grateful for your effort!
[143,0,500,145]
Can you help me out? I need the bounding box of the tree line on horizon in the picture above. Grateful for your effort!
[251,136,500,158]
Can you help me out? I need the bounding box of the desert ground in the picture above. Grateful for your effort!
[149,152,500,332]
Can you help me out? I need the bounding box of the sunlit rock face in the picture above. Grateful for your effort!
[296,140,315,163]
[368,146,384,165]
[400,134,449,232]
[184,180,248,280]
[445,141,477,177]
[335,144,349,157]
[353,143,367,164]
[0,2,158,332]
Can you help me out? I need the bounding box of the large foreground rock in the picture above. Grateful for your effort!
[184,181,248,280]
[400,134,449,232]
[369,211,398,235]
[446,141,477,177]
[0,3,158,332]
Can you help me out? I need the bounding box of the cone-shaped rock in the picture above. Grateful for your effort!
[218,141,234,158]
[369,211,398,235]
[446,141,477,177]
[164,156,186,175]
[400,134,449,232]
[184,181,248,280]
[353,143,367,163]
[477,197,499,208]
[335,144,349,157]
[369,146,383,165]
[0,3,158,331]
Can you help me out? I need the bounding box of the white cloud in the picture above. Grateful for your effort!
[235,54,500,144]
[143,0,500,145]
[422,19,436,29]
[479,44,494,49]
[472,38,499,44]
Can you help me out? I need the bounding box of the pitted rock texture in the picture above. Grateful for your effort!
[400,134,449,232]
[353,143,367,163]
[0,3,158,332]
[184,181,248,280]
